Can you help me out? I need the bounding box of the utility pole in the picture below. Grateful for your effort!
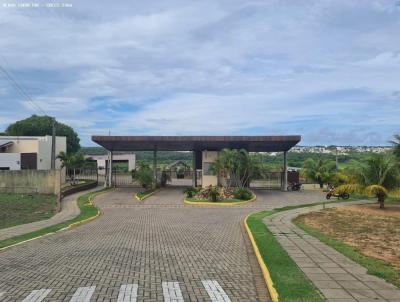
[51,117,56,170]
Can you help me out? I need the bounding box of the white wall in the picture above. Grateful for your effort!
[4,137,39,153]
[0,153,21,170]
[38,136,66,170]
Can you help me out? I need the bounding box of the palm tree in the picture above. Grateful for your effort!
[342,153,399,209]
[302,157,336,188]
[390,134,400,159]
[57,151,85,185]
[210,149,259,188]
[347,153,398,188]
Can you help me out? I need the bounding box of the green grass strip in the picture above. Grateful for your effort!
[293,218,400,288]
[136,189,156,200]
[247,204,325,302]
[185,197,245,203]
[0,188,110,249]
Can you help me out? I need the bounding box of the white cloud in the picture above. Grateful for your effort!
[0,0,399,145]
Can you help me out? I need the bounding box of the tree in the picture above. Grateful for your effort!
[391,134,400,159]
[302,157,336,188]
[210,149,260,188]
[57,151,85,185]
[132,162,154,189]
[340,153,399,209]
[347,153,399,189]
[5,115,80,153]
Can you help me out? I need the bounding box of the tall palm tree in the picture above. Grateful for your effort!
[390,134,400,159]
[302,157,336,188]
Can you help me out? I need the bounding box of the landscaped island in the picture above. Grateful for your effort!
[184,186,255,204]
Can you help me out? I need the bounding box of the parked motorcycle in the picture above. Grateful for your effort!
[326,187,350,200]
[287,182,302,191]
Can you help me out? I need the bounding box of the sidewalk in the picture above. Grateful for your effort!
[0,187,100,241]
[264,201,400,302]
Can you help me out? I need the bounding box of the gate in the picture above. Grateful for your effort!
[250,172,283,190]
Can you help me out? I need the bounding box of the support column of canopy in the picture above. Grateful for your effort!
[108,150,113,187]
[153,148,157,188]
[192,150,197,187]
[282,150,288,191]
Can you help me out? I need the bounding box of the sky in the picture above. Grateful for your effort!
[0,0,399,146]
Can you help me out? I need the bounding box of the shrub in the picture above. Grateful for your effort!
[233,188,253,200]
[335,184,363,194]
[208,186,220,202]
[132,162,154,189]
[183,187,197,198]
[365,185,388,209]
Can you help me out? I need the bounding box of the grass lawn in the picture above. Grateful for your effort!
[0,193,57,230]
[247,203,327,302]
[0,188,109,249]
[293,204,400,288]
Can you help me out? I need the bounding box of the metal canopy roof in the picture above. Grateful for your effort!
[92,135,301,152]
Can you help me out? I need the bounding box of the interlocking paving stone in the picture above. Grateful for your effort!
[0,188,325,301]
[264,201,400,302]
[21,289,51,302]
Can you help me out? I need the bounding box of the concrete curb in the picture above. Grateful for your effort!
[134,188,160,201]
[244,214,279,302]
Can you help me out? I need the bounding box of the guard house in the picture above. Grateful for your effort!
[91,135,301,190]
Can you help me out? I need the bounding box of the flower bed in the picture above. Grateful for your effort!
[184,186,255,204]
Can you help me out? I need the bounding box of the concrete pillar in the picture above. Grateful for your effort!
[283,150,288,191]
[108,151,113,187]
[192,150,197,187]
[153,149,157,188]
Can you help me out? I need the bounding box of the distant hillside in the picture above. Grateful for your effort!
[82,147,192,165]
[81,147,375,168]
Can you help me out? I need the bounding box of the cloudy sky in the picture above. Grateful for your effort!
[0,0,399,146]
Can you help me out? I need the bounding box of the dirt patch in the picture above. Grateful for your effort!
[295,204,400,269]
[337,204,400,218]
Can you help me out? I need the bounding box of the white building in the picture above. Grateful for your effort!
[85,154,136,175]
[0,136,67,170]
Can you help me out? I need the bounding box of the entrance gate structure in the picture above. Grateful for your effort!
[91,135,301,191]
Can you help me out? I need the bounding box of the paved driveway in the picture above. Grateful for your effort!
[0,188,324,302]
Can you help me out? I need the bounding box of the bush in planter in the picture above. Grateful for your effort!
[208,186,220,202]
[183,187,197,198]
[132,162,154,189]
[233,188,253,200]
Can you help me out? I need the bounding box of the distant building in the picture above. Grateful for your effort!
[85,154,136,175]
[0,136,66,170]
